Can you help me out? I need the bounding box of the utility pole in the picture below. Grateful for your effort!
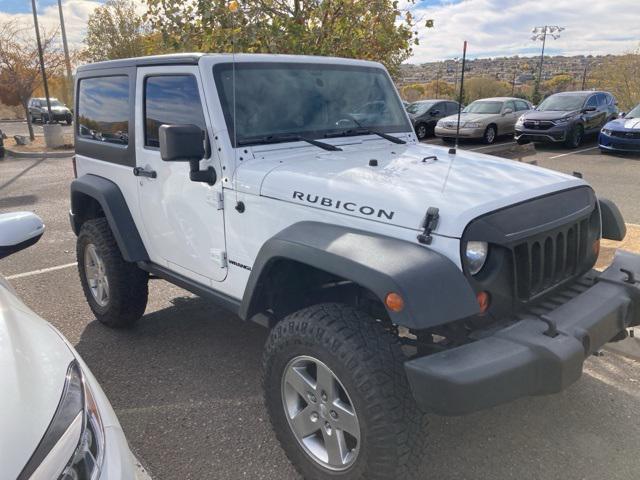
[511,64,518,96]
[31,0,53,123]
[57,0,73,106]
[531,25,564,103]
[435,66,441,98]
[581,63,589,90]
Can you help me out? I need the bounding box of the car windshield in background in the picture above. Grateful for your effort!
[213,63,410,146]
[463,101,503,114]
[49,100,64,107]
[537,94,587,112]
[407,101,437,115]
[625,104,640,119]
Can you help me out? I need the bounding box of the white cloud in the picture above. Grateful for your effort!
[408,0,640,62]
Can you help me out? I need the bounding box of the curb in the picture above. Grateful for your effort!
[605,334,640,361]
[4,148,73,159]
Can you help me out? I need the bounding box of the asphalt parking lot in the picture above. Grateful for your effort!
[1,124,640,480]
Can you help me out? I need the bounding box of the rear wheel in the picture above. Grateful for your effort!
[564,124,584,148]
[77,218,148,328]
[263,303,427,480]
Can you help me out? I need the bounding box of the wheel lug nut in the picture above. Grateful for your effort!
[321,391,327,402]
[310,412,319,422]
[330,410,338,420]
[308,393,317,403]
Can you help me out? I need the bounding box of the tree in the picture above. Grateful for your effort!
[0,20,64,140]
[400,80,455,102]
[541,74,575,95]
[144,0,431,77]
[589,50,640,111]
[84,0,149,62]
[463,77,511,103]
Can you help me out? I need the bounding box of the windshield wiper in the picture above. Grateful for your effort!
[237,134,341,151]
[324,127,406,144]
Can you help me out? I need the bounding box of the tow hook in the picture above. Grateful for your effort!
[540,314,559,338]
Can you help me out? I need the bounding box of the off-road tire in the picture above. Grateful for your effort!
[263,303,428,480]
[77,218,148,328]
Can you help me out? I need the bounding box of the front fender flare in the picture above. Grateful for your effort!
[239,222,479,329]
[70,174,149,263]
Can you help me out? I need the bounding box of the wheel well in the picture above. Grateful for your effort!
[486,123,497,134]
[248,258,388,325]
[71,191,105,231]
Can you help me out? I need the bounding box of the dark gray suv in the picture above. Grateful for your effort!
[28,97,73,125]
[407,99,460,139]
[515,91,618,148]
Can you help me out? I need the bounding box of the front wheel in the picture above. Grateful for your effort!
[564,124,584,148]
[415,123,428,140]
[483,125,497,144]
[77,218,148,328]
[263,303,427,480]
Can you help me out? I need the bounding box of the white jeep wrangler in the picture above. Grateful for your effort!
[70,53,640,480]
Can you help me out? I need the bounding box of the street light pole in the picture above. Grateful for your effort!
[531,25,564,103]
[31,0,53,123]
[57,0,73,106]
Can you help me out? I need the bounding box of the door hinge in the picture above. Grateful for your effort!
[206,191,224,210]
[216,191,224,210]
[210,249,227,268]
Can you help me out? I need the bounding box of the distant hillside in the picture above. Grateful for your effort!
[399,54,616,86]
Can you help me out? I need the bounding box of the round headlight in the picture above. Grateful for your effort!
[465,241,488,275]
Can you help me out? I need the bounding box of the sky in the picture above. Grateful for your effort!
[1,0,639,63]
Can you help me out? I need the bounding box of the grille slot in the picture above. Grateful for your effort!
[513,218,589,301]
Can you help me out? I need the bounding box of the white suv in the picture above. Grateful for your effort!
[69,53,640,480]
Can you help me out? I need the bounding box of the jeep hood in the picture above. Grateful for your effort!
[258,142,586,238]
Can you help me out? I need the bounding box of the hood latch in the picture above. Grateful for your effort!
[417,207,439,245]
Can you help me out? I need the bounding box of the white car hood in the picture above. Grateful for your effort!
[258,141,586,238]
[0,280,73,480]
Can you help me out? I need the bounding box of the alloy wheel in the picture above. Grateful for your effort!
[281,355,361,471]
[417,124,427,139]
[84,243,109,307]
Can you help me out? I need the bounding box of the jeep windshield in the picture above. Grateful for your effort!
[213,62,410,147]
[537,94,588,112]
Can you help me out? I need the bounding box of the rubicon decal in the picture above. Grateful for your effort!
[292,191,395,220]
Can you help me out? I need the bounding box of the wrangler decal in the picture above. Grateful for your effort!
[292,191,395,220]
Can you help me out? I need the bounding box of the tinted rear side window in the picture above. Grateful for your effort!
[515,100,530,111]
[78,76,129,145]
[144,75,206,148]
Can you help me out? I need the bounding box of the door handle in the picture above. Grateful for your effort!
[133,167,157,179]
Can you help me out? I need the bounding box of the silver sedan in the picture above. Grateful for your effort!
[435,97,533,144]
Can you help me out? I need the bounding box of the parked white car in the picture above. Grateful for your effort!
[0,211,149,480]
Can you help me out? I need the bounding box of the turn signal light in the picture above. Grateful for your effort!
[476,291,491,314]
[385,292,405,312]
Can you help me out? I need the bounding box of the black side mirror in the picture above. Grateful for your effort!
[159,124,216,185]
[582,106,597,113]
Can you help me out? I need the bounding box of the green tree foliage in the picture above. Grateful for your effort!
[84,0,149,62]
[400,80,455,102]
[463,77,512,103]
[541,74,576,95]
[589,50,640,111]
[144,0,430,77]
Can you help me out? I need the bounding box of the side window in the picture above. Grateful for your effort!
[515,100,530,111]
[78,76,129,145]
[144,75,206,148]
[431,103,443,115]
[504,101,516,112]
[596,93,607,107]
[607,94,616,106]
[447,102,458,115]
[585,95,598,108]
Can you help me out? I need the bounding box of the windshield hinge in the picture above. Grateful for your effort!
[417,207,439,245]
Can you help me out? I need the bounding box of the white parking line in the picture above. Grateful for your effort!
[6,262,77,280]
[548,146,599,160]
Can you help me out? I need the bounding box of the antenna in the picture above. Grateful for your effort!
[228,1,240,206]
[449,40,467,156]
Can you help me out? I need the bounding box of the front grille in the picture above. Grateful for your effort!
[512,218,590,301]
[523,120,554,130]
[612,142,640,151]
[611,130,640,139]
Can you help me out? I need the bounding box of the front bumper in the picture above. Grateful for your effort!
[599,132,640,152]
[515,124,568,143]
[435,125,485,139]
[405,250,640,415]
